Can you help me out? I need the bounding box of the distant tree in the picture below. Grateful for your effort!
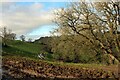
[10,33,16,40]
[1,27,7,38]
[20,35,25,42]
[28,38,32,42]
[2,27,7,46]
[1,27,16,46]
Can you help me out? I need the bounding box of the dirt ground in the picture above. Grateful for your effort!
[2,56,120,79]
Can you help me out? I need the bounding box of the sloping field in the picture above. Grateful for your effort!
[2,40,46,59]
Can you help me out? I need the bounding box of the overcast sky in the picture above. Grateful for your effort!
[0,2,67,40]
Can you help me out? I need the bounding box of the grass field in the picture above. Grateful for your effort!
[3,40,40,59]
[2,40,53,60]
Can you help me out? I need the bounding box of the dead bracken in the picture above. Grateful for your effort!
[2,56,118,79]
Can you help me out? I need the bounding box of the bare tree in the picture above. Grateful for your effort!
[54,1,120,64]
[1,27,7,46]
[20,35,25,42]
[28,38,32,42]
[1,27,16,46]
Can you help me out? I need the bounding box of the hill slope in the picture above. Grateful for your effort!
[2,40,52,60]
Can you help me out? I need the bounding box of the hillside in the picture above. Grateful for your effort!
[2,40,53,60]
[1,40,119,79]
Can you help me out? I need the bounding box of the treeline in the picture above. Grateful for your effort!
[0,27,33,47]
[1,27,16,46]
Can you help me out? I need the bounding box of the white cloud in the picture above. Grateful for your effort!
[0,0,113,2]
[0,2,55,35]
[0,0,78,2]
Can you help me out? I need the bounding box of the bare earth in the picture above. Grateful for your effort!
[2,56,119,79]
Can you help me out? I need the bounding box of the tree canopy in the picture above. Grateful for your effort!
[53,1,120,64]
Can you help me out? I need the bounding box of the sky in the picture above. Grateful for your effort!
[0,0,116,41]
[0,2,67,40]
